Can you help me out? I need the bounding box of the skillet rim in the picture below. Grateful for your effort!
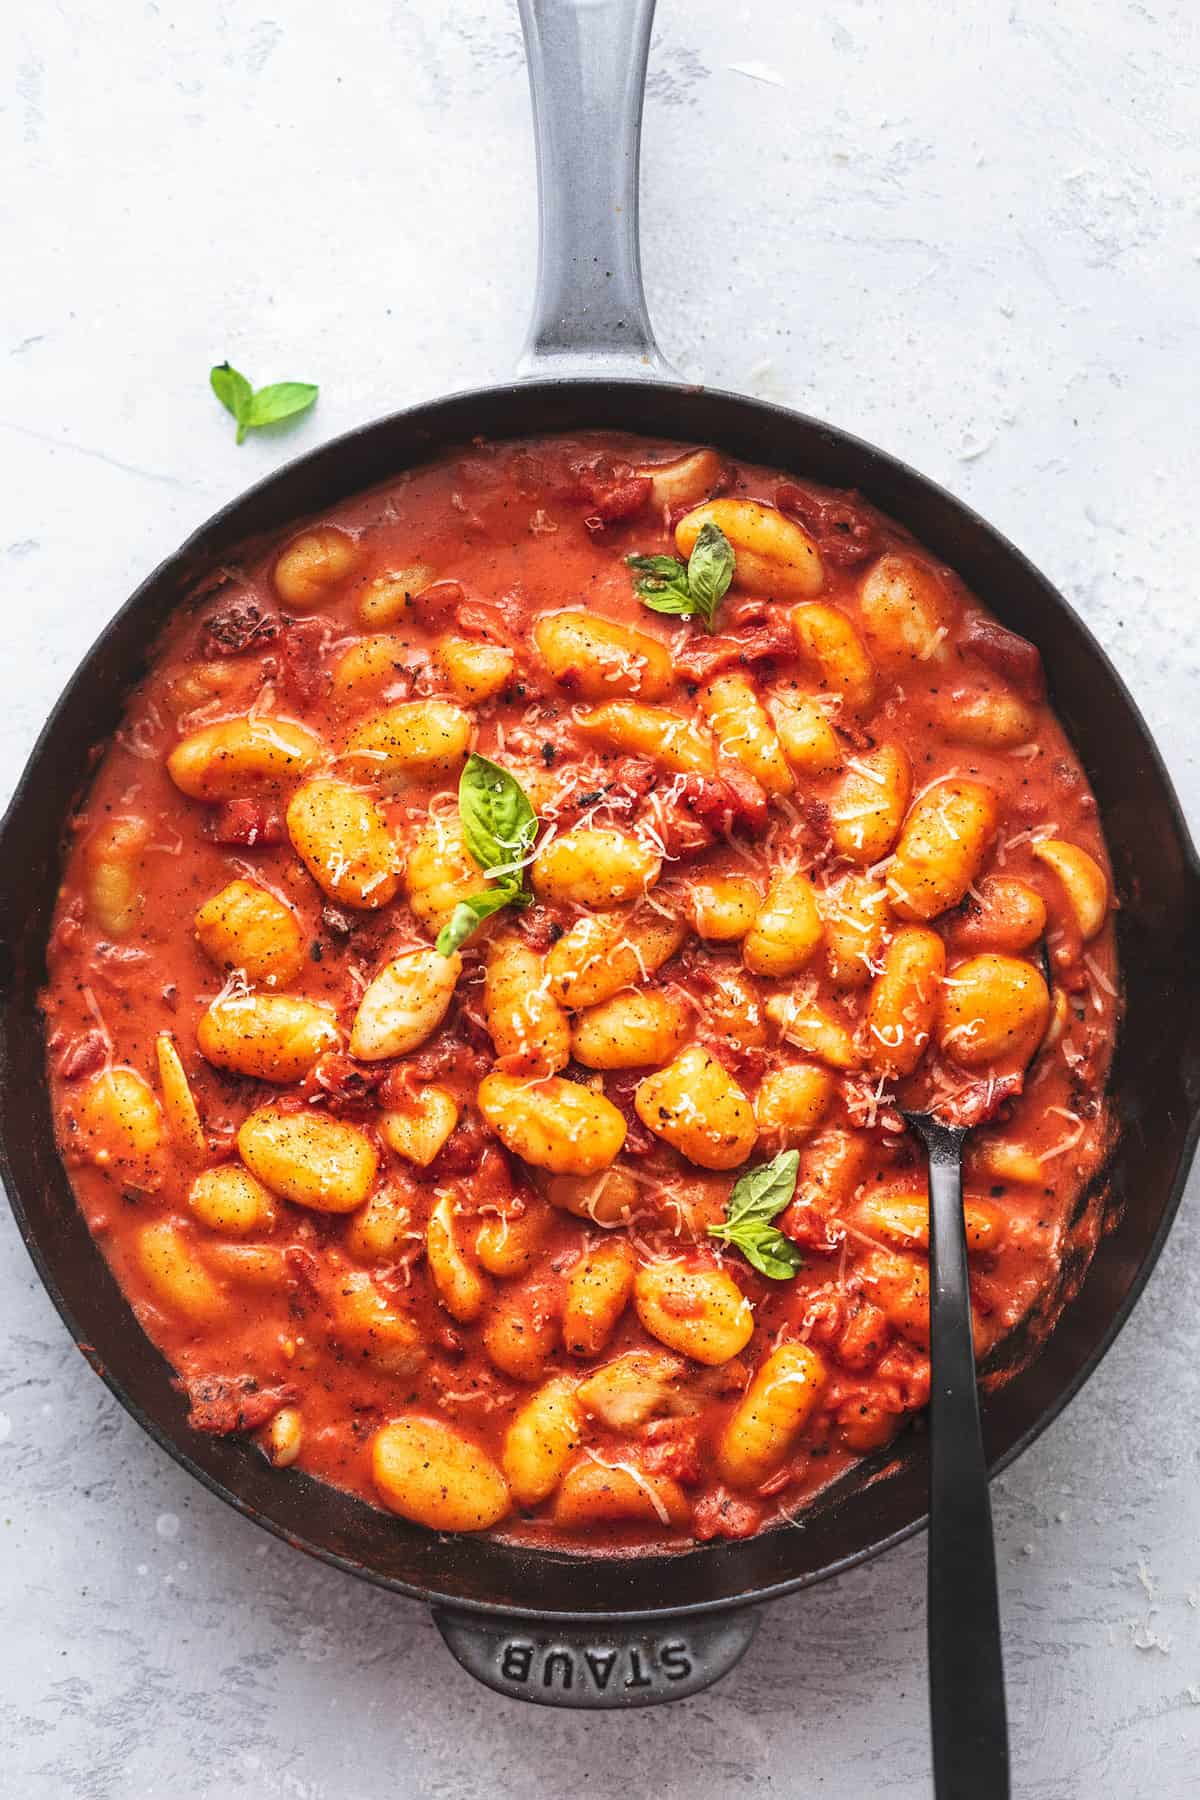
[2,373,1198,1625]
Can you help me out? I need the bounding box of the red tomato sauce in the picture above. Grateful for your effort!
[41,434,1118,1551]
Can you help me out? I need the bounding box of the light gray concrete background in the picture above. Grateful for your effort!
[3,1,1198,1794]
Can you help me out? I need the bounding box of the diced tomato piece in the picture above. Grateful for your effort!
[205,798,285,846]
[693,1487,762,1540]
[961,615,1045,700]
[184,1375,299,1435]
[54,1030,109,1081]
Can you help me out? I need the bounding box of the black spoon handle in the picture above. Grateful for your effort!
[924,1120,1010,1800]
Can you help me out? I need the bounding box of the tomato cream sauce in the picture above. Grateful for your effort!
[41,434,1118,1551]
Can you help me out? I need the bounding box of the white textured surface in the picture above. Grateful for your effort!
[3,2,1199,1794]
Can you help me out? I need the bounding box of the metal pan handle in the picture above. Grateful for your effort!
[516,0,675,380]
[432,1604,759,1708]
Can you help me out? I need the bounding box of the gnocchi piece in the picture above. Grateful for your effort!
[403,815,480,935]
[155,1033,208,1161]
[887,779,999,920]
[791,603,876,715]
[940,689,1038,749]
[547,909,685,1010]
[502,1376,584,1506]
[197,993,340,1083]
[273,526,361,608]
[475,1195,554,1278]
[820,875,890,989]
[939,953,1051,1068]
[562,1242,636,1356]
[637,447,723,512]
[766,994,860,1071]
[700,964,768,1047]
[427,1192,488,1322]
[552,1458,690,1530]
[167,715,324,802]
[70,1067,163,1188]
[237,1107,378,1213]
[966,1137,1043,1187]
[342,700,472,788]
[194,880,306,989]
[570,988,689,1070]
[742,871,823,977]
[344,1182,417,1262]
[378,1086,459,1166]
[357,565,434,629]
[372,1417,510,1530]
[951,875,1046,953]
[682,874,761,942]
[286,777,402,909]
[797,1127,872,1215]
[676,499,823,599]
[478,1073,627,1176]
[436,638,515,705]
[864,926,946,1079]
[634,1045,756,1171]
[754,1063,835,1144]
[532,827,660,908]
[576,1349,685,1431]
[330,634,411,702]
[573,701,715,775]
[771,694,841,776]
[484,935,571,1074]
[533,610,672,701]
[483,1285,559,1382]
[349,948,461,1060]
[137,1221,227,1324]
[84,816,149,937]
[634,1260,755,1366]
[201,1243,287,1290]
[546,1168,640,1227]
[699,673,793,798]
[261,1406,303,1468]
[1040,984,1071,1054]
[188,1165,277,1237]
[856,1189,1003,1254]
[828,744,912,864]
[332,1269,425,1374]
[717,1343,827,1488]
[858,554,951,670]
[1032,838,1109,940]
[858,1248,931,1348]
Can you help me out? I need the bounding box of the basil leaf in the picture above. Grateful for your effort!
[721,1222,804,1281]
[243,381,319,430]
[626,528,735,633]
[707,1150,802,1281]
[725,1149,800,1225]
[435,882,525,957]
[685,523,735,629]
[637,587,704,619]
[210,362,318,445]
[210,362,253,441]
[458,754,538,875]
[628,553,690,585]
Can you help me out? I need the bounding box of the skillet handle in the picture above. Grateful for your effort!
[431,1604,759,1708]
[516,0,675,380]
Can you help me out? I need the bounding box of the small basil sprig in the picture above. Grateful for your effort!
[627,522,735,633]
[210,362,319,445]
[707,1149,803,1279]
[435,754,539,956]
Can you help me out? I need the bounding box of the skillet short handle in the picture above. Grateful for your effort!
[431,1604,759,1708]
[516,0,675,380]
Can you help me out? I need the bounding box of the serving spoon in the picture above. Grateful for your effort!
[902,1101,1009,1800]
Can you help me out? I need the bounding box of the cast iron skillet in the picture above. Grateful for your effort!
[2,0,1198,1711]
